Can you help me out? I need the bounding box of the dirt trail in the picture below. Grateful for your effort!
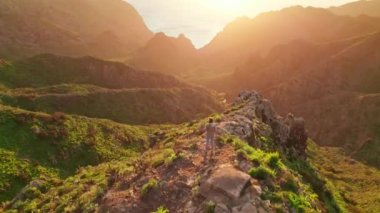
[100,134,237,213]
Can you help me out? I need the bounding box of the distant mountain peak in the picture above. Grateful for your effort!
[127,32,198,74]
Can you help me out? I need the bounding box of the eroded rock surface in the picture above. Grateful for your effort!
[200,164,251,203]
[221,90,308,158]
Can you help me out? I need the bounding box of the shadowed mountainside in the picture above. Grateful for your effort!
[0,54,223,124]
[198,6,380,75]
[0,0,153,60]
[0,54,183,89]
[202,32,380,167]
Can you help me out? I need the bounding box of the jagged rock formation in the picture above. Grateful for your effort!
[127,33,199,75]
[220,91,308,158]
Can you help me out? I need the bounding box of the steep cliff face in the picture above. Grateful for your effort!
[127,33,199,75]
[0,0,153,59]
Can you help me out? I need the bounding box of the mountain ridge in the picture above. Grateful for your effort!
[0,0,153,60]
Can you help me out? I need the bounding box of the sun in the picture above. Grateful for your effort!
[207,0,250,12]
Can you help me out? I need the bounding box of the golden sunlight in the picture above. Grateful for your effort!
[206,0,251,12]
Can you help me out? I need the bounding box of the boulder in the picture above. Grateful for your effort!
[200,164,251,203]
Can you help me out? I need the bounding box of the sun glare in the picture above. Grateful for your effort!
[207,0,250,13]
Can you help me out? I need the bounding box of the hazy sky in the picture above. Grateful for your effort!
[125,0,357,48]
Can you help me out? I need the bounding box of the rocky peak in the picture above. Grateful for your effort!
[128,32,198,74]
[221,91,308,158]
[146,32,196,51]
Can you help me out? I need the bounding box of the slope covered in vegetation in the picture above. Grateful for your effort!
[1,91,350,212]
[0,55,223,124]
[309,143,380,212]
[0,104,152,202]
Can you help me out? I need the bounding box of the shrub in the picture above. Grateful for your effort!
[261,191,283,203]
[283,179,298,192]
[249,166,275,180]
[141,179,158,197]
[236,149,248,160]
[266,152,281,169]
[206,200,216,213]
[152,206,169,213]
[288,193,312,212]
[164,153,178,167]
[191,186,200,197]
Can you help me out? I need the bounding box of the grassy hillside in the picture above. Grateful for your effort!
[1,94,346,212]
[0,85,223,124]
[0,54,224,124]
[0,54,184,89]
[0,104,152,202]
[309,143,380,212]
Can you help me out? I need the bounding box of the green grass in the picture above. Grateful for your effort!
[0,104,151,202]
[288,192,313,213]
[0,54,182,89]
[0,55,223,125]
[4,161,134,212]
[0,149,57,202]
[222,135,326,212]
[309,142,380,212]
[141,178,158,197]
[249,166,275,180]
[206,200,216,213]
[0,85,223,125]
[143,148,177,168]
[353,123,380,168]
[152,206,169,213]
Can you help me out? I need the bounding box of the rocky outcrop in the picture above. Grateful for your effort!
[200,164,252,204]
[220,90,308,158]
